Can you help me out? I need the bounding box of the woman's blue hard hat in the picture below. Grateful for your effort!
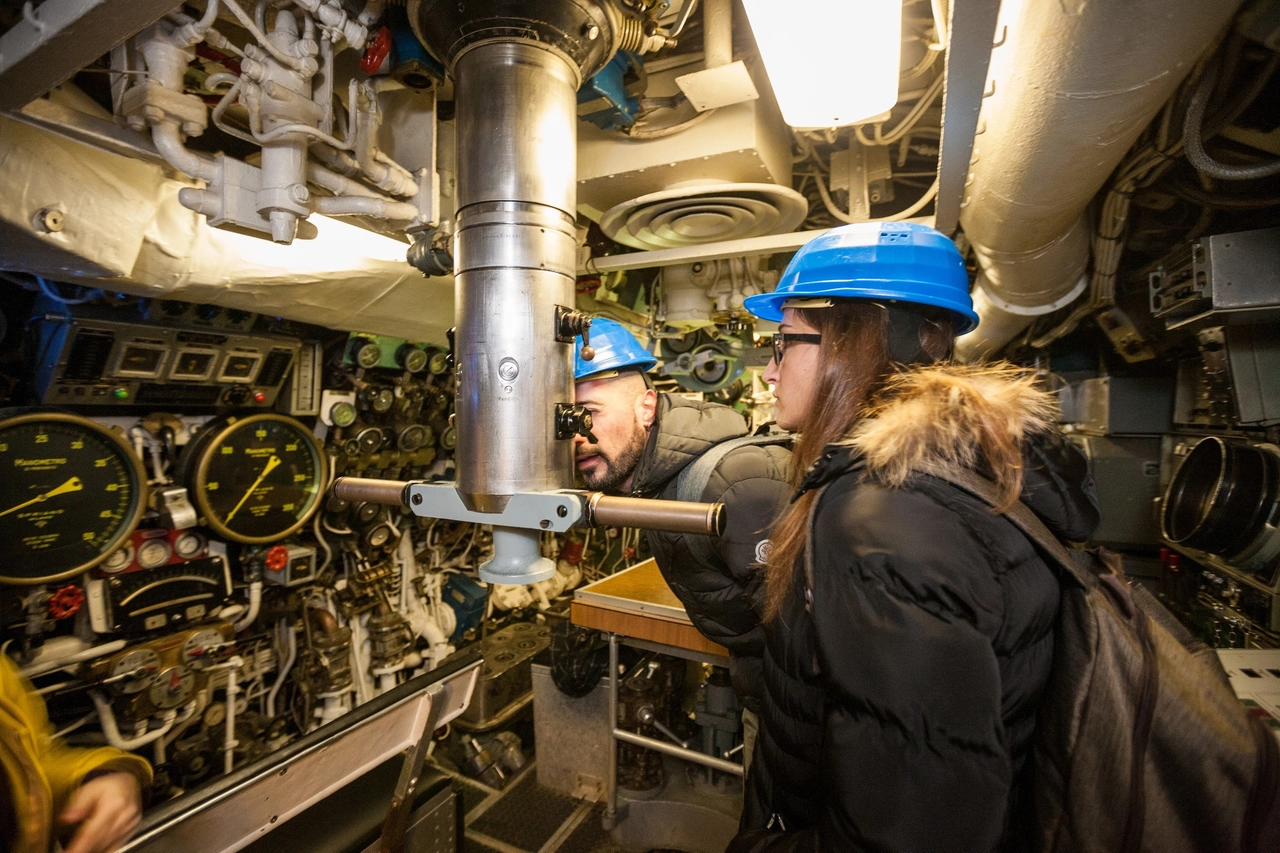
[574,317,658,381]
[742,222,979,333]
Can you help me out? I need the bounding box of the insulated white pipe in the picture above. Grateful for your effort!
[703,0,732,69]
[955,0,1242,361]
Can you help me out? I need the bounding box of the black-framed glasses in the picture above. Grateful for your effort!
[770,333,823,364]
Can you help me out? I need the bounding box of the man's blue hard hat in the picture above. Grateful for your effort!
[742,222,978,333]
[574,317,658,381]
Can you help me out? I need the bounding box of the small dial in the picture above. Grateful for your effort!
[364,523,393,550]
[355,501,382,525]
[101,543,135,574]
[110,648,160,694]
[181,414,326,544]
[150,665,195,709]
[428,351,449,375]
[369,388,395,414]
[0,413,147,583]
[182,628,224,668]
[352,339,382,369]
[136,538,172,569]
[398,345,428,374]
[356,427,384,454]
[397,424,431,453]
[329,401,357,428]
[174,530,206,560]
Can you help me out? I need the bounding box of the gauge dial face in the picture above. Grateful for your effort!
[0,414,146,584]
[110,648,161,694]
[137,538,172,569]
[174,530,206,560]
[101,543,135,574]
[182,628,224,668]
[189,414,326,544]
[150,665,195,709]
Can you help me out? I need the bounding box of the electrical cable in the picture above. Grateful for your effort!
[1183,61,1280,181]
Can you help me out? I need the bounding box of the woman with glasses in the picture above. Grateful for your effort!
[728,223,1099,853]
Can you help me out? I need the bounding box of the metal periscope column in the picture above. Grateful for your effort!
[454,42,580,584]
[409,0,620,584]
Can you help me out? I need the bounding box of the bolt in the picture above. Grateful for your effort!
[289,184,311,204]
[585,24,600,40]
[33,208,64,233]
[540,520,551,529]
[411,493,422,505]
[557,505,568,518]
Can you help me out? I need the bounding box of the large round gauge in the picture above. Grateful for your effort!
[0,412,147,584]
[182,413,326,544]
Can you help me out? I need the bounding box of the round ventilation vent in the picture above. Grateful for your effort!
[600,183,808,250]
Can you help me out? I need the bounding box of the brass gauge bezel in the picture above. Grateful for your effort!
[189,413,327,544]
[0,411,148,585]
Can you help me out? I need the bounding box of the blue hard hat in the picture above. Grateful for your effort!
[574,317,658,381]
[743,222,978,333]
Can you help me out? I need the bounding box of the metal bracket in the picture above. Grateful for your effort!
[404,483,584,532]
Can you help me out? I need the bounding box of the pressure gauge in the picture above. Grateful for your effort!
[174,530,207,560]
[364,523,394,550]
[136,538,172,569]
[439,425,458,451]
[328,401,357,429]
[397,424,431,453]
[351,338,382,369]
[355,501,382,525]
[180,413,326,544]
[428,350,450,375]
[182,628,224,669]
[356,427,385,454]
[101,543,135,574]
[397,345,428,374]
[109,648,160,694]
[150,665,195,709]
[369,388,395,413]
[0,413,147,584]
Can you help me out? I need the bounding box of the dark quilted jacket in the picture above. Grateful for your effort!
[630,394,792,713]
[730,366,1100,853]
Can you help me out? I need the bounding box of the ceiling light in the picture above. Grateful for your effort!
[742,0,903,130]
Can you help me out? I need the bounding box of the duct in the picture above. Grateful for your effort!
[955,0,1243,361]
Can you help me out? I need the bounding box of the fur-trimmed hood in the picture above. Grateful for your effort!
[799,362,1099,541]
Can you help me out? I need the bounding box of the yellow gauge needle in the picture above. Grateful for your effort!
[224,455,281,523]
[0,477,84,518]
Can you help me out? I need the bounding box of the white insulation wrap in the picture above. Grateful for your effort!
[955,0,1242,361]
[0,114,453,341]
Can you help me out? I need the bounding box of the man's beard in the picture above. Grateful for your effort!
[577,425,648,493]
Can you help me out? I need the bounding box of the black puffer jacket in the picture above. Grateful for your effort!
[731,365,1100,853]
[629,394,792,713]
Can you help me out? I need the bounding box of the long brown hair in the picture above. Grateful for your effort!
[762,301,955,620]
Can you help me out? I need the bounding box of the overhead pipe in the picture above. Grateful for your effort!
[955,0,1242,361]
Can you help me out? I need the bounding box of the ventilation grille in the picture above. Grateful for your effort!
[600,183,808,251]
[257,349,294,388]
[63,330,115,381]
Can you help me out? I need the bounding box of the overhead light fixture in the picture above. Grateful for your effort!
[742,0,903,130]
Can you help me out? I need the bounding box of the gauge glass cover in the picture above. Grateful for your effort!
[191,414,325,544]
[0,414,146,583]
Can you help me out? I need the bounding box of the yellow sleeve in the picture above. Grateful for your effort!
[2,655,153,816]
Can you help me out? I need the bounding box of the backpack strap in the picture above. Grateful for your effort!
[920,464,1098,592]
[675,433,793,567]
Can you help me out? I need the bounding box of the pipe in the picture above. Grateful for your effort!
[954,0,1242,361]
[265,621,296,718]
[331,476,410,506]
[1183,64,1280,181]
[313,194,419,220]
[703,0,732,69]
[221,656,242,773]
[21,640,126,679]
[233,581,263,633]
[153,122,218,183]
[89,691,179,750]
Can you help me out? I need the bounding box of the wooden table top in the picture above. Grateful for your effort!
[571,559,730,658]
